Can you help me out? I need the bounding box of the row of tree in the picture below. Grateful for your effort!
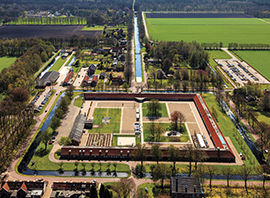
[123,10,133,84]
[228,43,270,50]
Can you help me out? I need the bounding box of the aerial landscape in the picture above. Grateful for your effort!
[0,0,270,197]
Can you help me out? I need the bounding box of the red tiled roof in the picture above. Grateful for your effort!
[20,182,27,192]
[0,182,10,192]
[83,76,89,83]
[64,70,73,84]
[92,76,98,82]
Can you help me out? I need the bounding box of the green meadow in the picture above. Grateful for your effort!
[146,18,270,46]
[233,50,270,80]
[0,56,17,72]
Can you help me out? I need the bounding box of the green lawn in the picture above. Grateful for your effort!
[205,50,231,67]
[202,93,259,168]
[0,56,17,72]
[232,50,270,80]
[49,57,66,72]
[146,18,270,46]
[143,123,189,142]
[137,183,156,198]
[28,143,130,173]
[142,103,168,117]
[89,108,121,133]
[74,97,83,108]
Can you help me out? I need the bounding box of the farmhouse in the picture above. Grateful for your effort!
[36,71,59,88]
[62,70,73,86]
[171,176,203,198]
[68,114,87,145]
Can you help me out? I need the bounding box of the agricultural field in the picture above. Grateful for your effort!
[232,50,270,80]
[145,14,270,46]
[0,56,17,72]
[0,25,101,39]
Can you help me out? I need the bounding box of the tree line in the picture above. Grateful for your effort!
[123,10,133,84]
[0,0,133,23]
[228,43,270,50]
[0,38,54,94]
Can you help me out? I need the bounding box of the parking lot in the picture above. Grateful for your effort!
[73,67,88,87]
[216,59,270,86]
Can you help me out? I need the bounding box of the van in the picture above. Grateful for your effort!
[136,113,140,121]
[136,108,139,114]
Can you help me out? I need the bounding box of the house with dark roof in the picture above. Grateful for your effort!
[62,70,73,86]
[118,54,125,62]
[88,64,97,76]
[69,114,87,145]
[99,72,106,79]
[36,71,60,88]
[157,69,167,79]
[111,76,124,85]
[171,176,204,198]
[119,39,127,46]
[50,181,93,198]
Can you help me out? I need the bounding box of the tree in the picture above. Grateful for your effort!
[205,165,217,189]
[150,144,163,164]
[137,187,149,198]
[152,163,172,189]
[167,145,179,174]
[170,111,185,132]
[74,161,79,170]
[12,87,29,102]
[181,68,189,81]
[255,165,270,189]
[259,94,270,112]
[90,184,98,198]
[192,146,207,171]
[66,84,75,99]
[184,144,194,177]
[146,99,162,117]
[50,116,60,131]
[58,136,72,146]
[123,82,129,92]
[38,129,51,151]
[221,167,234,187]
[255,121,270,151]
[162,58,172,73]
[133,143,147,177]
[238,165,252,193]
[112,178,135,198]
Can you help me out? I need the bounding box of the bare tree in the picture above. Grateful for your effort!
[221,167,234,187]
[238,165,252,193]
[205,165,217,189]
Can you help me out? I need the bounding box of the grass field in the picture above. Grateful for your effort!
[0,56,17,72]
[143,123,189,142]
[232,50,270,80]
[89,108,121,133]
[202,93,259,168]
[146,18,270,46]
[49,57,66,72]
[74,97,83,108]
[206,50,231,67]
[142,103,168,117]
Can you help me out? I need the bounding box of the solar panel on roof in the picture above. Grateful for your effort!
[218,135,226,145]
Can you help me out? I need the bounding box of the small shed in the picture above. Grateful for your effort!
[84,118,94,129]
